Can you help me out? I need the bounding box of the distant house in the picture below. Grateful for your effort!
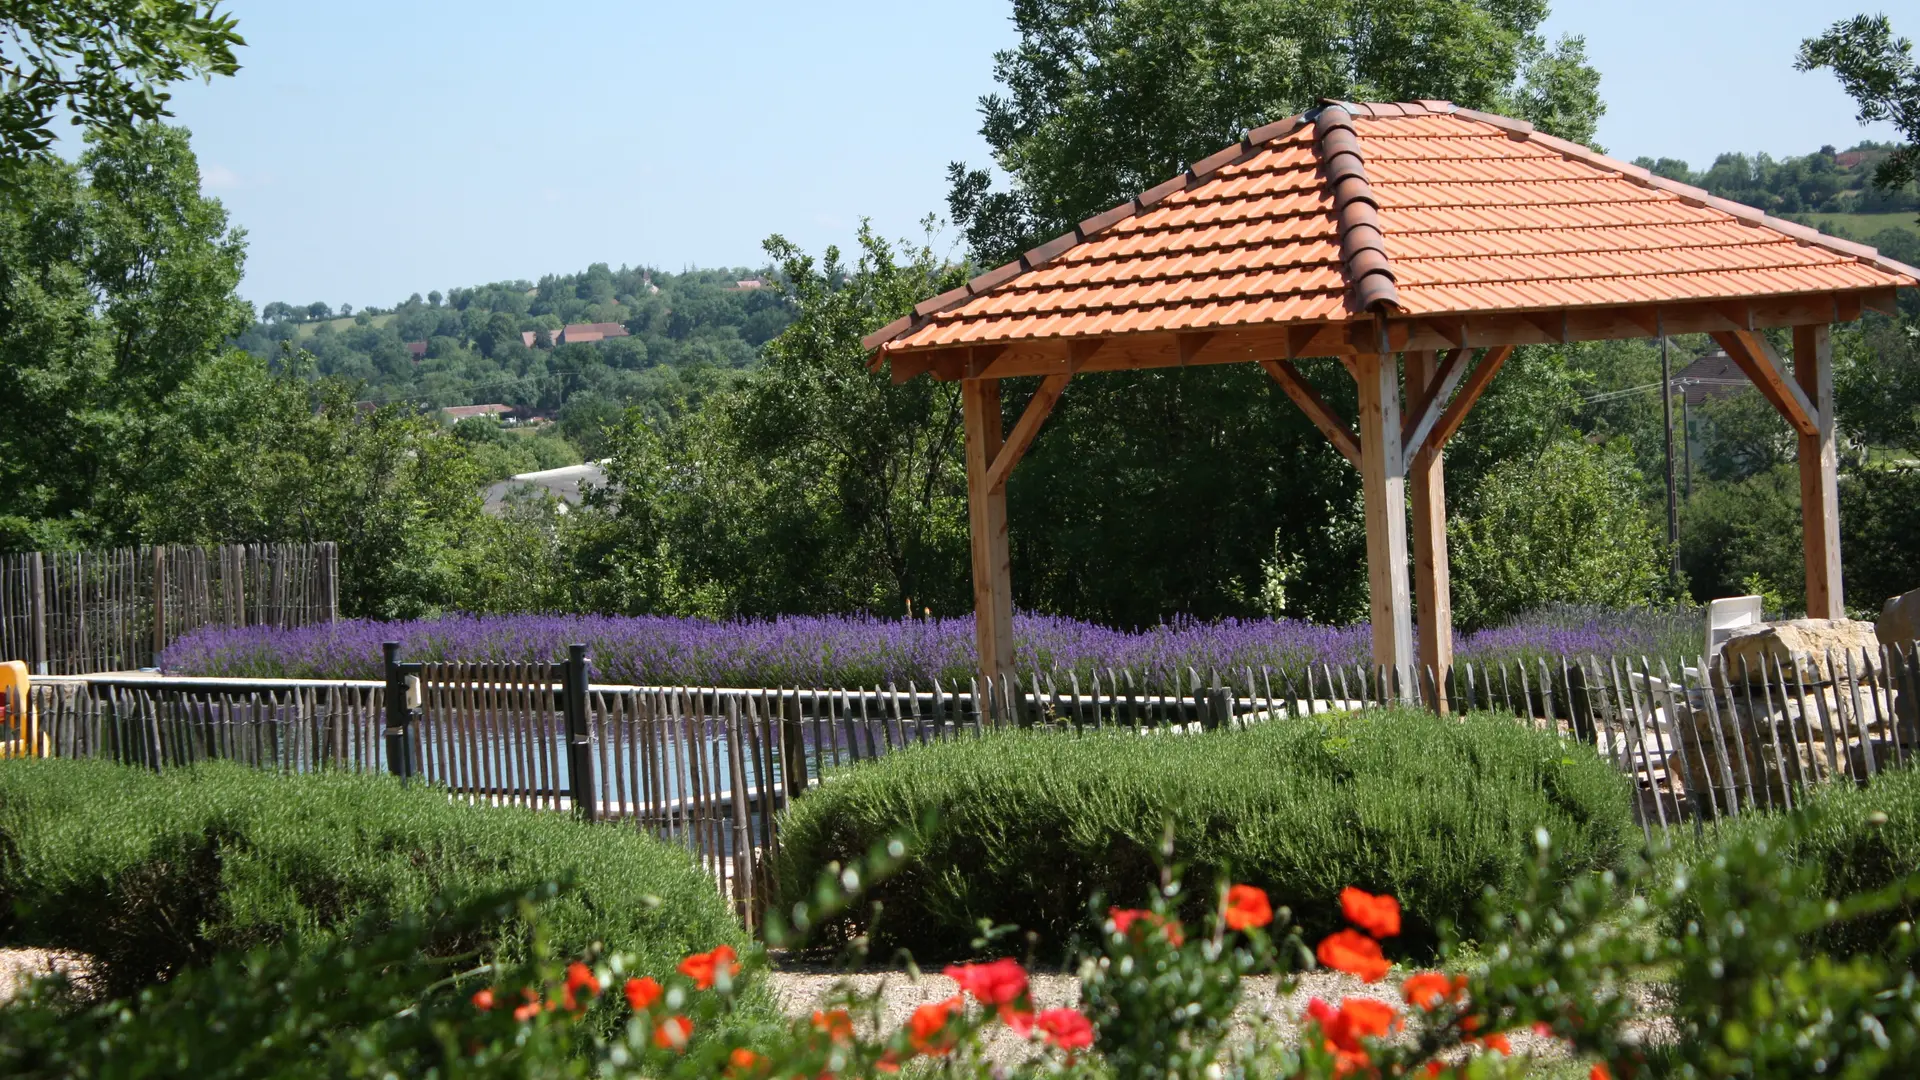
[726,278,766,291]
[442,403,514,423]
[405,340,427,360]
[519,323,630,348]
[558,321,630,345]
[483,461,608,515]
[1672,350,1752,406]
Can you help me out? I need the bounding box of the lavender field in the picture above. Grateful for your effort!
[160,606,1698,688]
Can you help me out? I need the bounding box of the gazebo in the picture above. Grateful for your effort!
[863,100,1919,704]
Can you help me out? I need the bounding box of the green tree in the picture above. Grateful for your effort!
[590,224,971,617]
[1798,14,1919,219]
[1449,438,1666,629]
[0,1,243,188]
[134,350,490,619]
[1676,465,1804,613]
[0,122,250,548]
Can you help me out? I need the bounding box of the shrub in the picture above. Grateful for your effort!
[1686,763,1920,957]
[774,708,1637,960]
[1449,438,1667,631]
[0,758,749,1003]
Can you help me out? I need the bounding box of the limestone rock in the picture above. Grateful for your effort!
[1879,587,1920,652]
[1720,618,1880,682]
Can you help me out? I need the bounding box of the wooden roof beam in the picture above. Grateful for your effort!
[1260,358,1361,467]
[1711,329,1819,436]
[885,290,1892,383]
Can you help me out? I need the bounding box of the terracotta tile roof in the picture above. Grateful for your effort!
[867,101,1919,356]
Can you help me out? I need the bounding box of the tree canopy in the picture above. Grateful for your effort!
[1798,14,1919,214]
[0,0,242,189]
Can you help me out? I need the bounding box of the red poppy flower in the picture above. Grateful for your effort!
[1034,1008,1095,1050]
[943,957,1027,1005]
[1107,907,1185,945]
[1224,884,1274,931]
[726,1047,762,1076]
[1306,996,1399,1052]
[1340,887,1402,939]
[1479,1033,1512,1055]
[907,996,962,1056]
[1400,972,1456,1010]
[678,945,740,990]
[561,962,600,1011]
[1002,1007,1036,1036]
[1317,929,1391,982]
[812,1008,854,1043]
[513,999,542,1022]
[624,976,662,1012]
[653,1015,693,1051]
[1590,1066,1612,1080]
[471,988,495,1012]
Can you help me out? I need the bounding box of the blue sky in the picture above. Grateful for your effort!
[155,1,1903,311]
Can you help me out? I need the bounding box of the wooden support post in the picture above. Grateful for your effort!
[1353,352,1414,695]
[1404,351,1452,711]
[28,551,46,676]
[1794,324,1843,619]
[151,545,166,667]
[962,379,1014,690]
[563,643,597,821]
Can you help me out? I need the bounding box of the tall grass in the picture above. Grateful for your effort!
[775,708,1638,962]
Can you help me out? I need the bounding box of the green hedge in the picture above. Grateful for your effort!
[0,759,748,1001]
[1694,764,1920,957]
[775,709,1638,961]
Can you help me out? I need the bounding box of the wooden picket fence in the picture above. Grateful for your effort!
[18,640,1920,930]
[0,543,338,675]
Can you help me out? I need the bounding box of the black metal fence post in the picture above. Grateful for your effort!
[564,643,597,821]
[383,641,415,781]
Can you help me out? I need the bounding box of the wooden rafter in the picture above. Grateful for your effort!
[1711,329,1819,436]
[1414,345,1515,459]
[1400,348,1467,457]
[1260,359,1360,466]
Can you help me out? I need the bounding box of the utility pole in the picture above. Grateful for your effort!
[1681,389,1692,501]
[1660,322,1681,591]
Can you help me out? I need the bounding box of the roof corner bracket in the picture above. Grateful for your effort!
[1175,332,1215,366]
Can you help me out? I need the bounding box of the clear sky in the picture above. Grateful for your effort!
[153,0,1903,311]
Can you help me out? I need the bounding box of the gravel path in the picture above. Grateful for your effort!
[0,948,90,1005]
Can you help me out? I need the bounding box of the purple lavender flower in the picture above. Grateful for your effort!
[161,604,1693,687]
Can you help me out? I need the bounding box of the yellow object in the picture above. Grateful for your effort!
[0,660,46,759]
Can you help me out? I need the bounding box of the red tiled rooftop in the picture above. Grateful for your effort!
[867,101,1918,357]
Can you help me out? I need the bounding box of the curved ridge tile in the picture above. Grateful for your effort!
[1314,103,1401,314]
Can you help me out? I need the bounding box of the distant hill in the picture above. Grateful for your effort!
[240,142,1917,425]
[1636,141,1920,259]
[237,264,792,426]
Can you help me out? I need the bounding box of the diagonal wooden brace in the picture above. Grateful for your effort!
[1400,348,1467,456]
[1410,345,1514,460]
[1711,329,1819,436]
[1260,358,1361,466]
[986,371,1072,494]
